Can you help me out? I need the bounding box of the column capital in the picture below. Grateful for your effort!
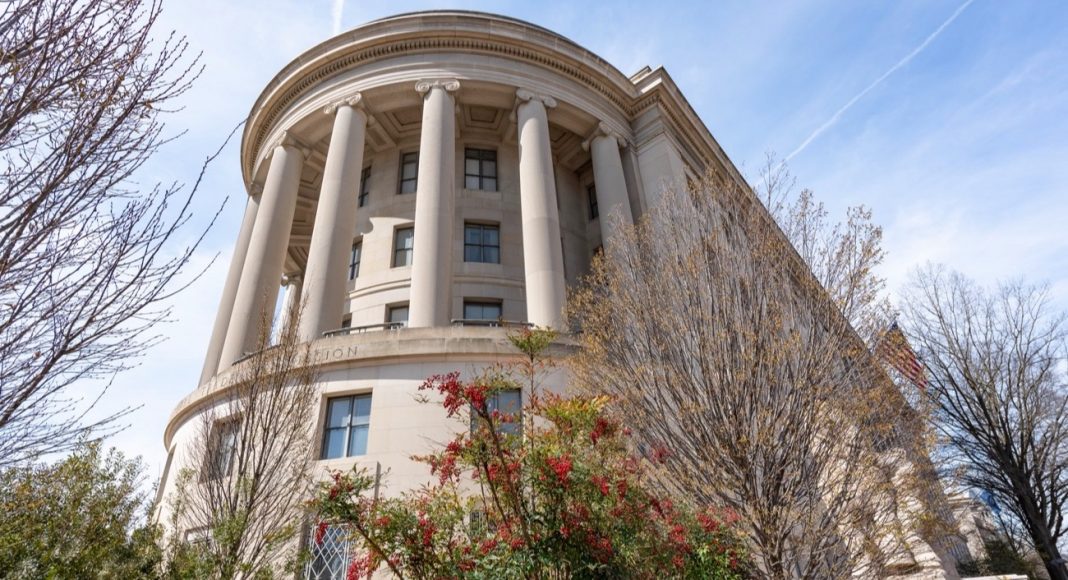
[415,78,461,96]
[582,121,624,151]
[323,92,365,115]
[515,88,557,109]
[281,273,302,287]
[272,130,312,159]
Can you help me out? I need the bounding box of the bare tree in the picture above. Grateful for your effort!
[756,154,894,345]
[0,0,220,465]
[165,307,319,579]
[571,172,951,578]
[904,265,1068,579]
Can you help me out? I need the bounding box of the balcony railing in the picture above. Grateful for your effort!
[450,319,533,328]
[321,322,406,338]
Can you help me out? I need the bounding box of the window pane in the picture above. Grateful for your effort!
[485,303,502,319]
[483,160,496,177]
[400,179,416,194]
[397,228,413,248]
[465,159,480,175]
[465,226,481,244]
[484,247,499,264]
[465,176,480,190]
[464,246,481,262]
[483,227,499,246]
[348,425,368,456]
[389,306,409,323]
[482,178,496,191]
[322,428,346,459]
[326,398,352,428]
[402,163,417,179]
[353,395,371,425]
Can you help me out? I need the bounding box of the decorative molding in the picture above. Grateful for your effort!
[414,78,460,95]
[322,92,364,115]
[581,121,623,152]
[273,130,312,160]
[515,88,557,109]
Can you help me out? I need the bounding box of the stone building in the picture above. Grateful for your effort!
[159,10,969,578]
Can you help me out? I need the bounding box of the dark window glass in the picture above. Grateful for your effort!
[393,227,413,267]
[320,394,372,459]
[463,223,500,263]
[205,420,239,480]
[587,185,599,220]
[358,166,371,207]
[399,152,419,194]
[464,148,497,191]
[388,305,409,325]
[348,241,362,280]
[463,301,502,321]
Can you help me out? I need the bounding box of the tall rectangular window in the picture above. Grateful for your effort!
[205,419,239,480]
[388,304,409,325]
[348,241,362,280]
[306,524,351,580]
[392,227,413,267]
[463,223,500,263]
[358,166,371,207]
[398,152,419,194]
[464,148,497,191]
[587,185,599,220]
[321,394,372,459]
[463,300,502,321]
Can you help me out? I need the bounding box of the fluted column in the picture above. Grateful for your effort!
[198,189,261,385]
[299,94,367,341]
[218,134,306,369]
[276,274,302,338]
[585,122,634,250]
[408,79,459,328]
[516,89,566,329]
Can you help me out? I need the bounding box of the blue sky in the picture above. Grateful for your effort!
[90,0,1068,479]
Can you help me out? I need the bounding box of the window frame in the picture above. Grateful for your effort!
[392,226,414,267]
[204,418,239,481]
[471,389,522,436]
[348,240,362,280]
[320,394,373,460]
[586,184,599,221]
[463,222,500,264]
[463,148,498,191]
[358,166,371,207]
[398,152,419,194]
[387,303,409,326]
[463,299,503,321]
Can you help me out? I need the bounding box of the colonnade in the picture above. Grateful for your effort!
[199,81,635,384]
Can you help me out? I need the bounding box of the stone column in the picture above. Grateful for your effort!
[516,89,567,329]
[198,189,261,385]
[218,134,306,369]
[298,94,367,341]
[408,79,459,328]
[586,122,635,249]
[276,274,302,339]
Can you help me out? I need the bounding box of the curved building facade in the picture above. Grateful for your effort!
[159,11,962,578]
[162,10,740,507]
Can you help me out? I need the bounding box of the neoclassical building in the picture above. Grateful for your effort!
[159,10,968,578]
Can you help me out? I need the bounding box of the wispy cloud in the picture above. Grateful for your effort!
[785,0,975,162]
[331,0,345,35]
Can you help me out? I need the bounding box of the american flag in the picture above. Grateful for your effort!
[876,322,927,390]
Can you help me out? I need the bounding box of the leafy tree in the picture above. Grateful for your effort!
[311,329,750,579]
[0,441,162,578]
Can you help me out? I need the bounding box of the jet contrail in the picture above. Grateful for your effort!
[331,0,344,35]
[785,0,975,162]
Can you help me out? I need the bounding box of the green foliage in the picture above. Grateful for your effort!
[0,441,162,578]
[311,329,750,579]
[956,537,1036,579]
